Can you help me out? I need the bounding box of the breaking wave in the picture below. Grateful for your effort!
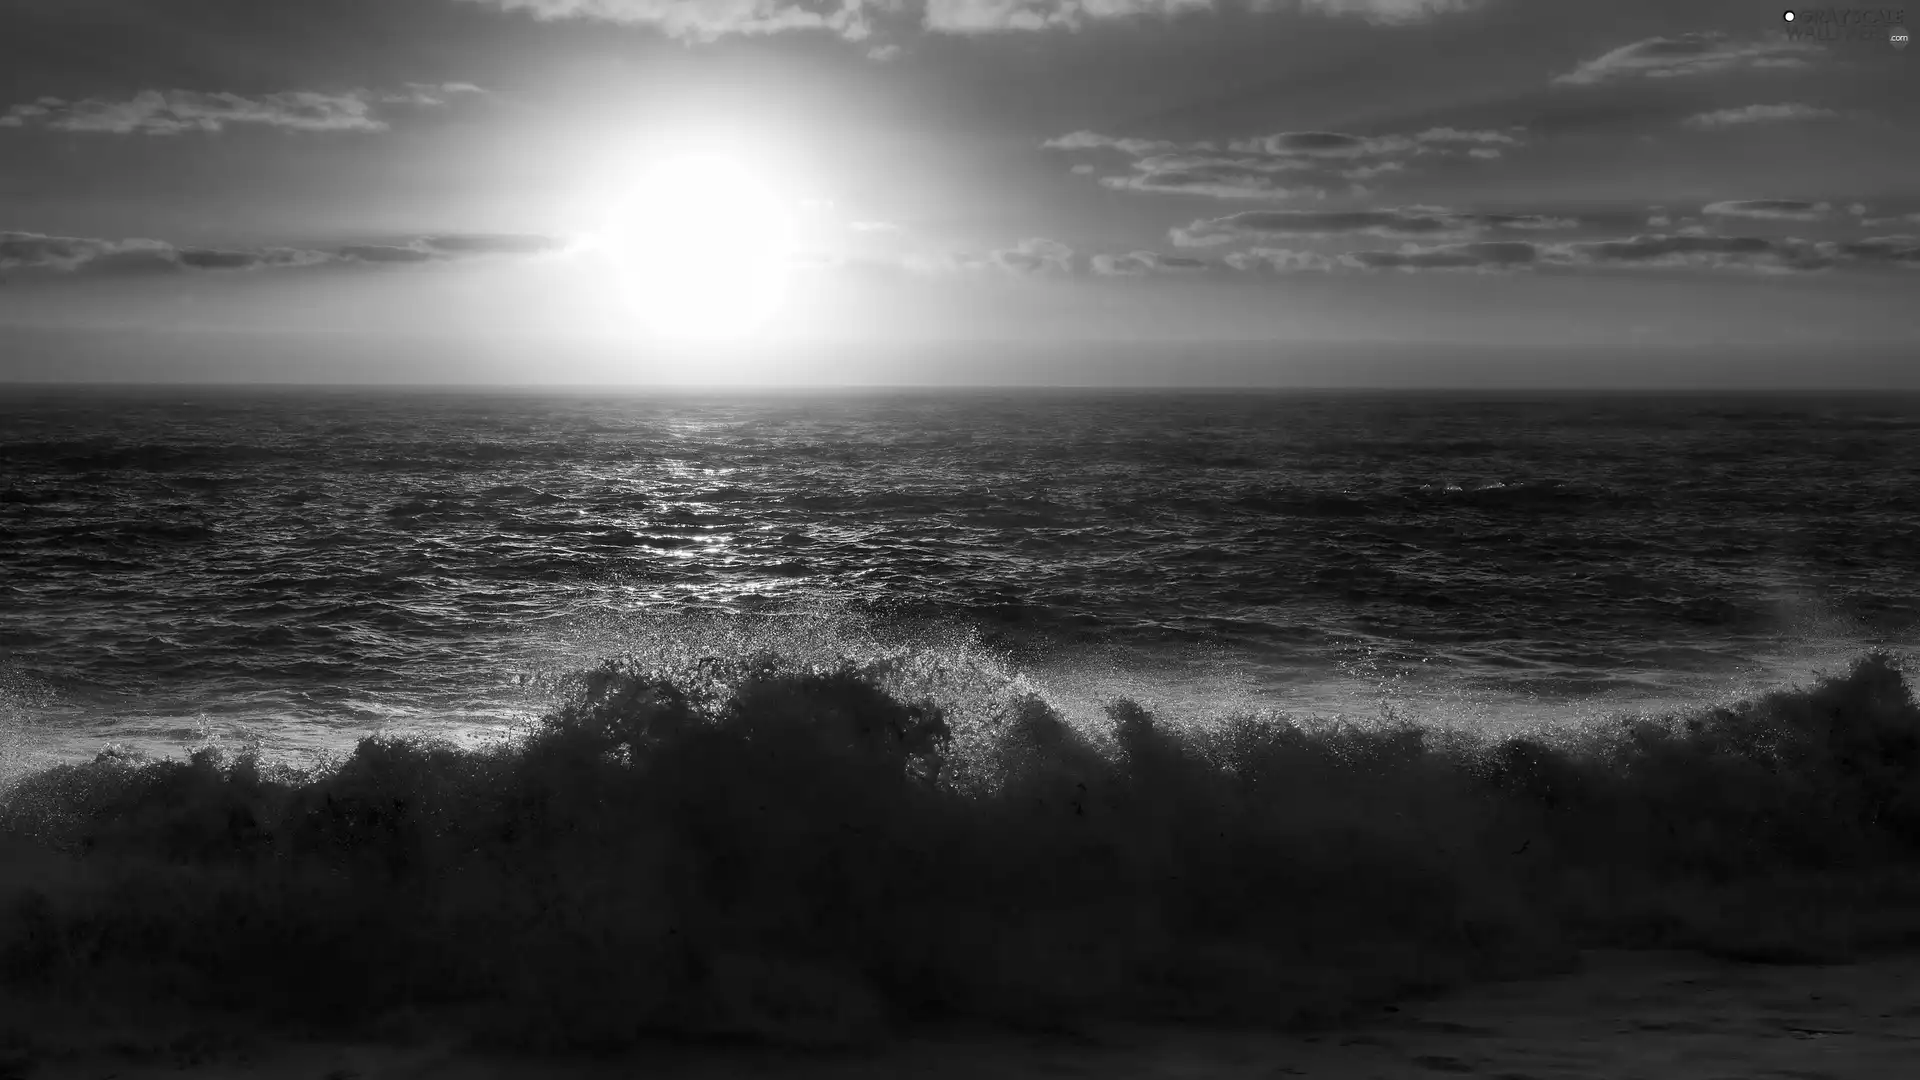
[4,650,1920,1056]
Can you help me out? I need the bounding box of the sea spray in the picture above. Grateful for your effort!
[10,391,1920,766]
[3,652,1919,1054]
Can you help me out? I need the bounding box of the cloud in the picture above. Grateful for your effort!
[175,248,331,270]
[990,236,1075,274]
[1208,229,1914,277]
[925,0,1213,33]
[1342,161,1406,181]
[1225,127,1518,158]
[1043,130,1187,155]
[1552,33,1818,86]
[1098,154,1326,200]
[1169,207,1576,245]
[904,237,1076,276]
[379,82,490,107]
[0,233,174,272]
[333,234,571,263]
[1550,232,1833,272]
[416,234,569,255]
[1215,240,1539,274]
[1051,126,1522,200]
[336,244,443,264]
[1222,247,1349,273]
[839,229,1918,280]
[1834,235,1920,266]
[458,0,1496,39]
[0,102,48,128]
[1418,128,1519,145]
[924,0,1487,35]
[1351,240,1540,271]
[0,232,332,274]
[1287,0,1485,24]
[901,251,982,274]
[1683,103,1837,128]
[0,86,481,135]
[1463,212,1579,231]
[1338,235,1834,274]
[1090,250,1211,274]
[1175,209,1457,242]
[1,231,570,277]
[452,0,887,42]
[13,91,380,135]
[1702,199,1831,221]
[1225,130,1392,157]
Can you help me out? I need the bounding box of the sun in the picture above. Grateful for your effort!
[599,152,797,340]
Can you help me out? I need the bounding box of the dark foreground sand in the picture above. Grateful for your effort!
[14,949,1920,1080]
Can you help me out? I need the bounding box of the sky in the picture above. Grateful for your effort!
[0,0,1916,386]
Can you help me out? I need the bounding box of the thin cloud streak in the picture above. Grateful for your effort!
[1170,208,1577,245]
[455,0,885,42]
[1552,33,1819,86]
[924,0,1211,34]
[1,232,333,274]
[990,237,1075,274]
[1702,199,1832,221]
[1090,250,1211,274]
[454,0,1494,42]
[1,231,567,276]
[1683,103,1838,128]
[1049,127,1524,201]
[1286,0,1485,25]
[1213,233,1906,275]
[0,86,484,136]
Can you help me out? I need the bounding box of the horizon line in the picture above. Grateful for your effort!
[7,381,1920,395]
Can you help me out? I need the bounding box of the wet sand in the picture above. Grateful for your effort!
[15,949,1920,1079]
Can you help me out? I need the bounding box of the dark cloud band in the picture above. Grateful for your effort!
[0,85,484,136]
[0,231,567,276]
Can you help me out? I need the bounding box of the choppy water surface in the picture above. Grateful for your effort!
[3,387,1917,762]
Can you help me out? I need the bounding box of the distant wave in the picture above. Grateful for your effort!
[4,651,1919,1053]
[6,392,1920,757]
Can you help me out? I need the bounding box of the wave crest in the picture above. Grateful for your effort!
[3,653,1919,1053]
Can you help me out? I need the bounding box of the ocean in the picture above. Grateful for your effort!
[7,384,1920,1057]
[3,386,1918,765]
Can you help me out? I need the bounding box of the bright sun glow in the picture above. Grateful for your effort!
[600,153,797,340]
